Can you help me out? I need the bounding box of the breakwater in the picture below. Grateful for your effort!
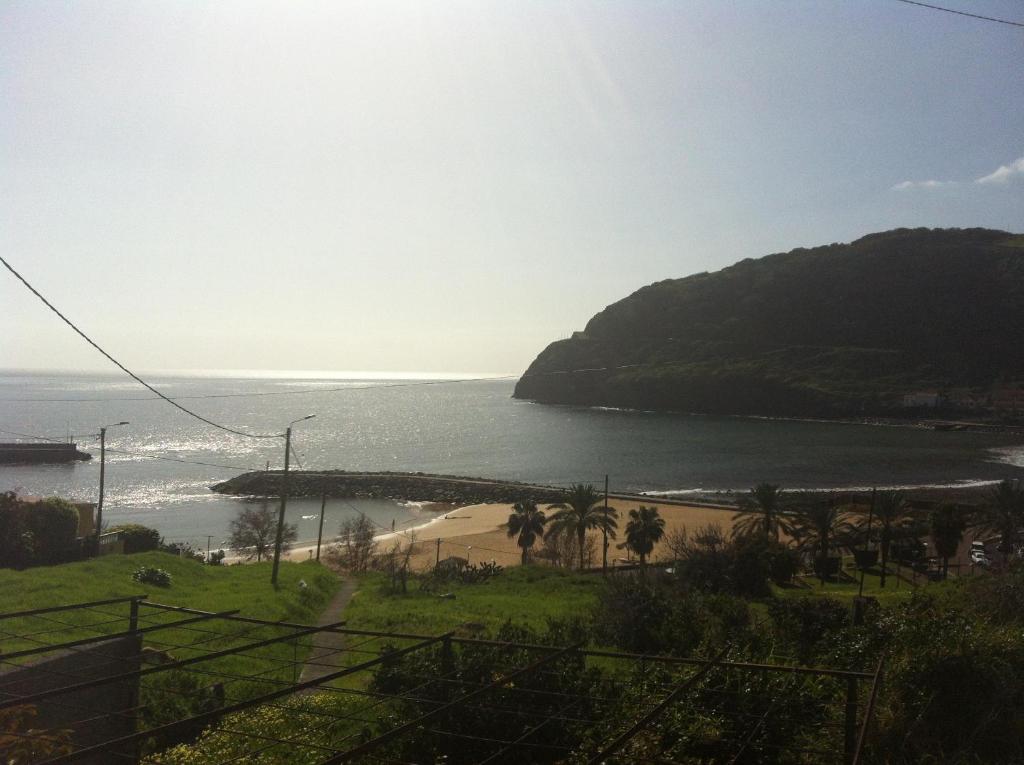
[211,471,568,505]
[211,470,739,510]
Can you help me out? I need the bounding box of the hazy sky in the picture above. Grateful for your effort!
[3,1,1022,376]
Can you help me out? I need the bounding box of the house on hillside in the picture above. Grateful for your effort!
[19,494,97,538]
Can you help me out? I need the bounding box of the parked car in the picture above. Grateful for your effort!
[970,549,991,567]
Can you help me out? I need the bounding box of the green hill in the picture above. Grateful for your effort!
[513,228,1024,418]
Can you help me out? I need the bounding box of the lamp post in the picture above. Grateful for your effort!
[95,421,129,550]
[270,414,315,586]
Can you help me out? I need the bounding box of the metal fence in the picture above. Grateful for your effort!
[0,598,883,764]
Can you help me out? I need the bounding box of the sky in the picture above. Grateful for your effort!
[2,0,1022,377]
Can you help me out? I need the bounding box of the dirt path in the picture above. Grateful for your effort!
[297,576,358,689]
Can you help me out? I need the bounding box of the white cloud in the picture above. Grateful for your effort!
[976,156,1024,185]
[890,179,956,191]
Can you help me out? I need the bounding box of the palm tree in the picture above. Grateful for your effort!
[621,506,666,571]
[547,483,618,570]
[931,504,967,579]
[732,483,792,540]
[505,501,547,565]
[790,501,853,584]
[875,490,913,588]
[975,479,1024,557]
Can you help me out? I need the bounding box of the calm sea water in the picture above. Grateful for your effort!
[2,370,1023,550]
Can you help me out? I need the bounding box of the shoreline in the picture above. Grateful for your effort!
[517,398,1024,435]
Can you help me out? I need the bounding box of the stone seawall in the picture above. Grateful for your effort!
[211,471,567,505]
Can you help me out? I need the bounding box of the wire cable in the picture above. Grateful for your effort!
[0,423,260,473]
[0,254,282,438]
[893,0,1024,27]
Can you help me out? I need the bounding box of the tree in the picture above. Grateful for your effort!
[505,501,547,566]
[975,479,1024,558]
[790,501,853,583]
[332,514,376,572]
[621,506,666,571]
[547,484,618,570]
[732,484,792,541]
[229,505,296,562]
[24,498,79,565]
[931,504,968,578]
[875,491,913,588]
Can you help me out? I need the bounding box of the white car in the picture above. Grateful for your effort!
[970,549,991,566]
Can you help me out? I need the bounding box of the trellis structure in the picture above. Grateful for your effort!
[0,598,882,764]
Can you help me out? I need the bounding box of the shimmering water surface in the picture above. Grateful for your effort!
[2,370,1022,550]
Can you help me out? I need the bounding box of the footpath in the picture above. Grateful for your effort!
[297,577,359,689]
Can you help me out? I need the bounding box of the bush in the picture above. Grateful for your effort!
[0,492,33,569]
[594,574,750,655]
[132,566,172,587]
[769,596,850,664]
[108,524,161,554]
[24,498,79,565]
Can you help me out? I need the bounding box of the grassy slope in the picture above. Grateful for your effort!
[0,553,338,691]
[0,551,337,622]
[344,566,603,637]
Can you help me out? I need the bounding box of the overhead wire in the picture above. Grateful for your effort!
[0,427,260,472]
[0,254,281,439]
[893,0,1024,27]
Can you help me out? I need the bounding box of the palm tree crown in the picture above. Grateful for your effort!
[931,504,967,577]
[790,501,853,560]
[505,501,547,565]
[623,506,666,567]
[874,490,913,588]
[732,483,792,540]
[547,483,618,570]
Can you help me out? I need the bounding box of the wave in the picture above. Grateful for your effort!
[988,446,1024,469]
[641,479,1004,496]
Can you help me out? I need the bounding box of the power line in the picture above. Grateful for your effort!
[893,0,1024,28]
[0,254,281,439]
[0,427,259,472]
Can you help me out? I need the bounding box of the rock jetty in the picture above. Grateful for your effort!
[211,470,567,505]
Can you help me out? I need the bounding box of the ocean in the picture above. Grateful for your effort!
[2,370,1023,552]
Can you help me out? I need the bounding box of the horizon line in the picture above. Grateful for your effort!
[0,367,519,381]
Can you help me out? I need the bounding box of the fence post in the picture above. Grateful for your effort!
[129,598,140,633]
[844,676,858,763]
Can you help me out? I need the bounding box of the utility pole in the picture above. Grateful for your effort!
[316,490,327,562]
[206,535,212,562]
[95,421,128,553]
[857,488,876,599]
[436,538,442,567]
[270,427,292,587]
[271,415,315,587]
[602,474,609,576]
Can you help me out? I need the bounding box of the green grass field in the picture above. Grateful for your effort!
[772,556,955,605]
[0,552,339,716]
[344,566,603,637]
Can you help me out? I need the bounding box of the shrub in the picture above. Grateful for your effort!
[132,566,172,587]
[594,574,750,656]
[769,596,850,664]
[24,498,79,565]
[0,492,33,569]
[108,524,161,554]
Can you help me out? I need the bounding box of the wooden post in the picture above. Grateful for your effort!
[844,676,858,763]
[602,474,609,576]
[316,491,327,562]
[436,538,442,567]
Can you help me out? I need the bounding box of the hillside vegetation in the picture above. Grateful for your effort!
[514,228,1024,417]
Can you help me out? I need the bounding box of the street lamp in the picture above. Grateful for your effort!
[96,421,129,550]
[270,414,316,586]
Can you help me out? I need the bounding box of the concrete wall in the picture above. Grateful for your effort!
[0,634,141,764]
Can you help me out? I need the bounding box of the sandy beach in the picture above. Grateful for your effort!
[283,499,739,570]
